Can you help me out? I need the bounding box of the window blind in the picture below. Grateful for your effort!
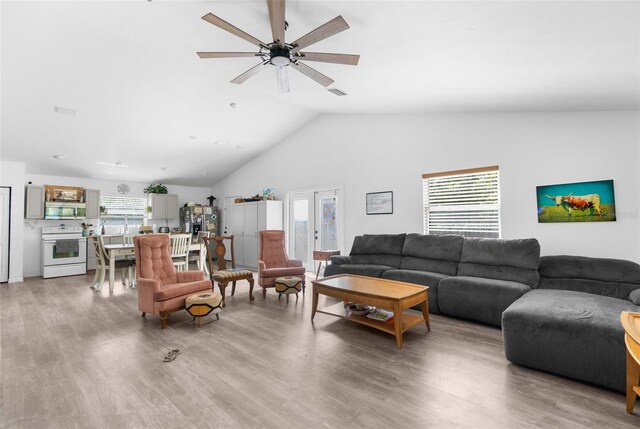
[100,196,146,227]
[423,166,500,238]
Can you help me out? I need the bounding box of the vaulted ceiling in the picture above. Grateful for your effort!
[2,1,638,186]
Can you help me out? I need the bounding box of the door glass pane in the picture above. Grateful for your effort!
[319,197,337,250]
[292,200,309,264]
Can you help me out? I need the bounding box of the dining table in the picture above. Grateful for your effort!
[103,241,205,290]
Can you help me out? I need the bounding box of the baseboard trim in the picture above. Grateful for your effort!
[8,277,24,283]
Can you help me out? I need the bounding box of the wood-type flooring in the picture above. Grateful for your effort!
[1,274,638,428]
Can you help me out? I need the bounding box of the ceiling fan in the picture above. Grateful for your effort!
[197,0,359,94]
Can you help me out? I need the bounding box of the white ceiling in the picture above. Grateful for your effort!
[2,1,639,187]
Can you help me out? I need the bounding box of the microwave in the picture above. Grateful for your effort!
[44,202,87,220]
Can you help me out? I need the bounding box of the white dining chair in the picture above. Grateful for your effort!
[188,231,210,272]
[170,234,190,271]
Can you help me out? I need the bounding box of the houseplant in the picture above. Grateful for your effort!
[143,183,168,194]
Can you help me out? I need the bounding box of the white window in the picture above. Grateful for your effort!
[423,166,501,238]
[100,196,146,233]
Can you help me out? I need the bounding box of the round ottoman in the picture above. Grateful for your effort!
[274,276,303,302]
[185,292,222,327]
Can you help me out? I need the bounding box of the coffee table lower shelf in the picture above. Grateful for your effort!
[316,302,426,337]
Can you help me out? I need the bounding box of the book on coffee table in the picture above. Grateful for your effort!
[366,308,394,322]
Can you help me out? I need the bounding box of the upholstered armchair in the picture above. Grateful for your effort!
[134,234,212,328]
[258,230,306,298]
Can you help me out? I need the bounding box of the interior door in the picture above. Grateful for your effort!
[288,192,314,270]
[0,187,10,282]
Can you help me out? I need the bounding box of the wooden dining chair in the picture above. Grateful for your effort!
[202,235,254,307]
[170,234,190,271]
[90,236,134,290]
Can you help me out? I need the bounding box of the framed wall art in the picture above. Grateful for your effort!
[366,191,393,215]
[536,179,616,223]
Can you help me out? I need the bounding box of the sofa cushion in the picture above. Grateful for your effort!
[399,233,463,275]
[381,269,449,314]
[348,234,406,268]
[538,255,640,299]
[502,289,640,392]
[438,276,531,326]
[457,238,540,287]
[323,264,393,278]
[329,255,351,265]
[629,289,640,305]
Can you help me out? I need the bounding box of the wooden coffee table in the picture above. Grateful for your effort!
[311,274,430,349]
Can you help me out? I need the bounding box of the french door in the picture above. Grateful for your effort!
[288,189,341,271]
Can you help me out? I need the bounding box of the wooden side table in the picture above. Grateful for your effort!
[313,250,341,279]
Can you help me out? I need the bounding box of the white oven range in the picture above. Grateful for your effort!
[41,226,87,278]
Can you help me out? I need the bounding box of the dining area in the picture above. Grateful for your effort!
[89,232,210,291]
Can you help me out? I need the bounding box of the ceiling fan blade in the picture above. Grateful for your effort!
[294,52,359,66]
[202,13,266,48]
[197,52,261,59]
[230,60,270,84]
[291,16,350,51]
[291,62,334,87]
[267,0,286,48]
[276,66,290,94]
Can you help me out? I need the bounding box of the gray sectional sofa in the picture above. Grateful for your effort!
[324,233,640,393]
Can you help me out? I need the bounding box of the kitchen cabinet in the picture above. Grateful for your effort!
[147,193,178,219]
[84,188,101,219]
[25,185,45,219]
[230,200,282,268]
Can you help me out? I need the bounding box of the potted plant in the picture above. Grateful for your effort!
[143,183,168,194]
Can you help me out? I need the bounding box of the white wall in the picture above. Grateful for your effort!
[0,161,26,283]
[23,174,211,278]
[212,111,640,262]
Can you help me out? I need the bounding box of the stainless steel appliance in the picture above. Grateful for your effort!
[44,202,87,220]
[180,206,219,238]
[41,226,87,278]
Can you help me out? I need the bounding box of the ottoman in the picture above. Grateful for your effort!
[274,276,303,302]
[185,292,222,327]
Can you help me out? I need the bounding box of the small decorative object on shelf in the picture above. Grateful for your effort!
[262,188,275,200]
[207,195,216,206]
[143,182,168,194]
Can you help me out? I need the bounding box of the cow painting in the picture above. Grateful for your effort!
[544,193,602,216]
[536,180,615,223]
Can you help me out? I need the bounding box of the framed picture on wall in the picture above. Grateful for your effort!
[536,179,616,223]
[366,191,393,215]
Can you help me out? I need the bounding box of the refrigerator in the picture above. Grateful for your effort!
[180,206,219,238]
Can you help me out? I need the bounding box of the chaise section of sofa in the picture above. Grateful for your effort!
[502,255,640,392]
[381,233,463,314]
[324,234,406,278]
[437,238,541,326]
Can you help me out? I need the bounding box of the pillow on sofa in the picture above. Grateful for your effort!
[629,289,640,305]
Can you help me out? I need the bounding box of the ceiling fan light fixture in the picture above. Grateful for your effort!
[270,49,290,67]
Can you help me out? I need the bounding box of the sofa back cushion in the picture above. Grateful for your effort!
[349,234,406,268]
[399,233,463,275]
[538,255,640,299]
[457,238,541,287]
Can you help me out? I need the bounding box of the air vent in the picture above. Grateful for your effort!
[328,88,347,96]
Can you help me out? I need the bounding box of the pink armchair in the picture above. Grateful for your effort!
[258,230,306,298]
[134,234,212,328]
